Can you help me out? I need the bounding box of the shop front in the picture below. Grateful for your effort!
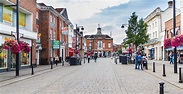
[0,35,31,72]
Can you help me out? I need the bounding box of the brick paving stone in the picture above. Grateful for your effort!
[0,58,182,94]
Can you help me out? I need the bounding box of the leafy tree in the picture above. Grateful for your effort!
[124,12,149,50]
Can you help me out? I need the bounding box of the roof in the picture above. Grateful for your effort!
[85,34,112,39]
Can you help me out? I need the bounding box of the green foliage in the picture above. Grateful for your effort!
[125,12,149,50]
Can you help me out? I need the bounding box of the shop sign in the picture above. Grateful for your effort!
[52,40,60,49]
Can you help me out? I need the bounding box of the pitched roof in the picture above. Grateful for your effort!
[85,34,112,39]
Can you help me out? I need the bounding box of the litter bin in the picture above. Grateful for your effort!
[69,57,77,65]
[120,55,127,64]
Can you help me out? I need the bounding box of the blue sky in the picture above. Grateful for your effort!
[37,0,181,44]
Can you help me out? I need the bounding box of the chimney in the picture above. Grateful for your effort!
[168,1,173,7]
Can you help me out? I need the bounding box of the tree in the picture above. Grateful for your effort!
[125,12,149,50]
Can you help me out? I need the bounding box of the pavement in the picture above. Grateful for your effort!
[0,58,183,93]
[0,62,70,87]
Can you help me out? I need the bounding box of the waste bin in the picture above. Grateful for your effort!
[69,56,81,65]
[69,57,77,65]
[120,55,127,64]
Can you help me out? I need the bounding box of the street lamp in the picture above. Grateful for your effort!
[121,24,131,56]
[173,0,177,73]
[6,0,20,76]
[75,24,84,52]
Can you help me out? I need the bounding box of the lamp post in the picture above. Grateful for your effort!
[173,0,177,73]
[5,0,20,76]
[121,24,131,56]
[75,24,84,52]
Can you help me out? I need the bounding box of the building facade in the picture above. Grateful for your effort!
[0,0,37,72]
[85,25,113,57]
[144,1,181,60]
[37,3,73,65]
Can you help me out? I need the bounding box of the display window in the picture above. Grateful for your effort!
[21,52,30,66]
[0,46,8,69]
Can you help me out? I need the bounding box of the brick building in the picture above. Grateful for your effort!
[165,14,183,59]
[84,24,113,57]
[37,3,73,65]
[0,0,37,72]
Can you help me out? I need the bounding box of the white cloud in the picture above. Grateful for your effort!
[37,0,129,22]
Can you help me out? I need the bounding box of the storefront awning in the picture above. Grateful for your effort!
[177,46,183,50]
[165,46,183,51]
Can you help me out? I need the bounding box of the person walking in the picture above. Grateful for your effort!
[87,54,91,63]
[137,53,143,70]
[169,52,173,64]
[55,56,59,66]
[94,53,98,63]
[134,52,138,69]
[142,53,148,70]
[84,53,87,63]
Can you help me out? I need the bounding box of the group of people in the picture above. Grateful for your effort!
[84,53,98,63]
[134,52,148,70]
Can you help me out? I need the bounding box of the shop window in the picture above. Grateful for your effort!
[21,52,30,65]
[0,47,8,69]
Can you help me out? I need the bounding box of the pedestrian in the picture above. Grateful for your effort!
[134,52,138,69]
[137,53,143,70]
[87,54,91,63]
[142,53,148,70]
[84,53,87,63]
[169,52,173,64]
[94,53,98,62]
[55,56,59,66]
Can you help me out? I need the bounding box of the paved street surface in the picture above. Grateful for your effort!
[0,58,183,94]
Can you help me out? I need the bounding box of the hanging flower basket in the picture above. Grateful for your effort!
[3,39,30,54]
[19,41,30,53]
[171,36,181,47]
[3,39,20,54]
[179,35,183,45]
[164,38,171,48]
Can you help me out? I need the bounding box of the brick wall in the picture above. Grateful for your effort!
[165,14,181,39]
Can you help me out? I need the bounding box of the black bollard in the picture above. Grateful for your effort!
[179,67,183,83]
[159,82,164,94]
[153,62,155,72]
[162,64,166,76]
[51,61,53,69]
[31,64,34,75]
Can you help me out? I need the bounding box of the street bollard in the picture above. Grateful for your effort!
[31,64,34,75]
[159,82,164,94]
[153,62,155,72]
[162,64,166,76]
[179,67,183,83]
[51,61,53,69]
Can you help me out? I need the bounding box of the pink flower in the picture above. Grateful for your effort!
[164,38,171,48]
[179,35,183,45]
[171,36,181,47]
[3,39,30,54]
